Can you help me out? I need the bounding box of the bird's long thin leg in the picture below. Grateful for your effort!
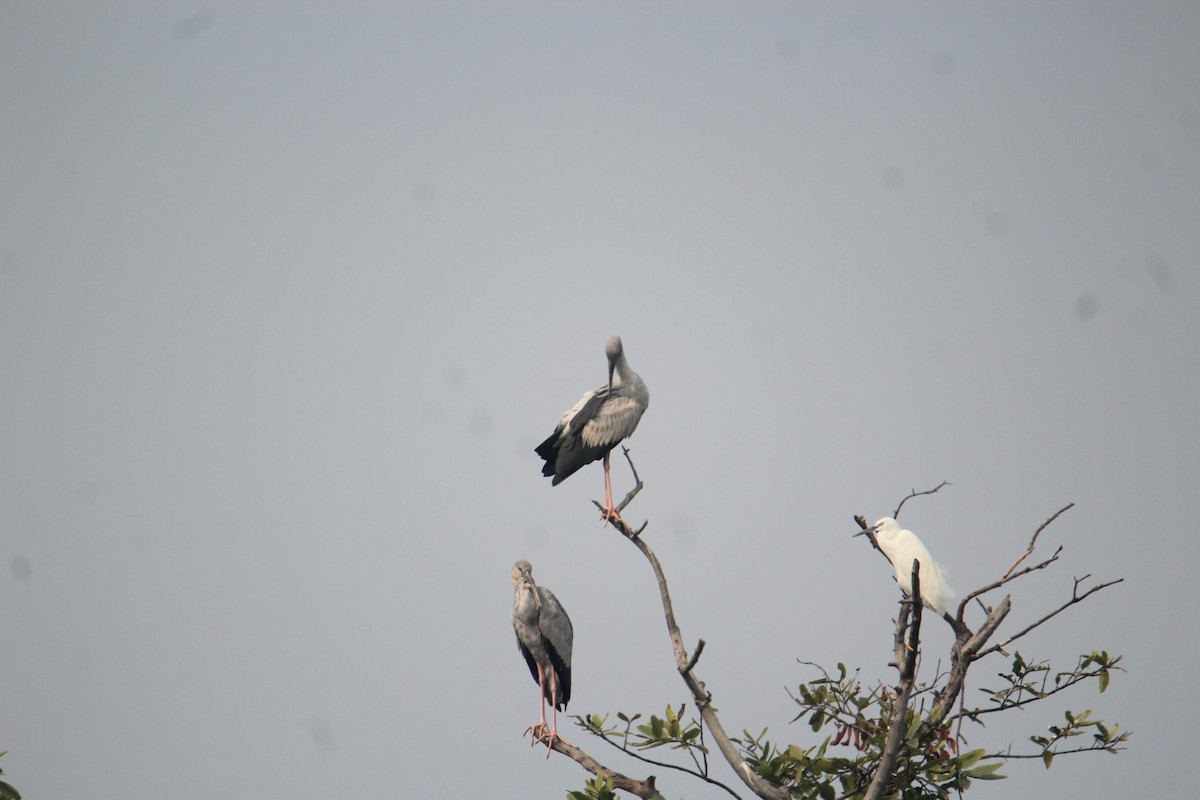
[527,663,548,742]
[543,670,559,758]
[601,451,623,526]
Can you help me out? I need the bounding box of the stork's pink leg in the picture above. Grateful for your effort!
[601,451,623,526]
[527,662,549,743]
[543,669,559,758]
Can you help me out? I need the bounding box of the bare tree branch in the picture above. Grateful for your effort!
[602,454,790,800]
[893,480,952,519]
[954,504,1074,624]
[976,576,1124,659]
[927,596,1011,727]
[534,731,665,800]
[1003,504,1074,579]
[864,560,923,800]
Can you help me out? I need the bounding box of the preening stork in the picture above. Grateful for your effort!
[535,335,649,524]
[857,517,954,616]
[511,560,573,756]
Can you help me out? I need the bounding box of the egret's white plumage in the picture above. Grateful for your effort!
[865,517,954,615]
[535,336,649,523]
[511,560,573,755]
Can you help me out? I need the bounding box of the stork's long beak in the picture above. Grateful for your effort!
[607,356,616,394]
[526,575,542,609]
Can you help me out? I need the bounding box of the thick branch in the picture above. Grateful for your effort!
[864,560,923,800]
[927,596,1011,727]
[539,732,665,800]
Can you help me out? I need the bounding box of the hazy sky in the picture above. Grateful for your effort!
[2,3,1197,799]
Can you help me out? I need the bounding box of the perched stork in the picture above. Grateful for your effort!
[511,560,573,756]
[535,335,649,524]
[857,517,954,615]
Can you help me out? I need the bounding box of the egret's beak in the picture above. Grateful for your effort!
[854,529,870,537]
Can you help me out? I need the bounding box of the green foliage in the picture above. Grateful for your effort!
[566,774,617,800]
[732,664,1008,800]
[0,751,19,800]
[581,706,707,755]
[574,649,1127,799]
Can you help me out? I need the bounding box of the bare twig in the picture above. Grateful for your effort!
[893,480,951,519]
[1003,504,1074,580]
[956,546,1063,617]
[976,577,1124,659]
[865,560,924,800]
[536,731,665,800]
[955,505,1074,624]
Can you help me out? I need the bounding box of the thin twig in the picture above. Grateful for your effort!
[956,546,1063,617]
[1002,504,1074,580]
[955,503,1075,624]
[985,744,1129,760]
[893,480,951,519]
[976,577,1124,658]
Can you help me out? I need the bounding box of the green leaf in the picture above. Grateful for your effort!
[965,761,1006,780]
[1042,750,1054,769]
[1099,670,1110,693]
[957,748,985,769]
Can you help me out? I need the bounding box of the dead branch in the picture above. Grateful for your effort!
[1003,504,1074,579]
[927,596,1011,727]
[893,480,952,519]
[604,454,790,800]
[954,505,1074,624]
[536,731,665,800]
[977,576,1124,659]
[865,560,924,800]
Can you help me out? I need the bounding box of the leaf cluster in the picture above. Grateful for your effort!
[0,752,19,800]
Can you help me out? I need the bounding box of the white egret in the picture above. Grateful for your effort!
[858,517,954,615]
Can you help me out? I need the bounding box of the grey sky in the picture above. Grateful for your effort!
[1,3,1196,798]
